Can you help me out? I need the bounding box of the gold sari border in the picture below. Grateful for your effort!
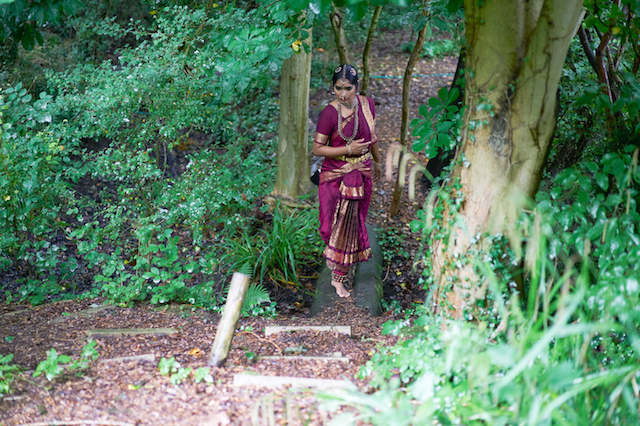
[324,247,372,266]
[358,95,375,140]
[339,182,364,198]
[335,151,372,164]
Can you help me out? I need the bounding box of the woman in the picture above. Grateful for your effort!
[312,64,382,298]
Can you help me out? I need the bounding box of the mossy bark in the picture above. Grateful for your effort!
[273,26,313,201]
[430,0,584,319]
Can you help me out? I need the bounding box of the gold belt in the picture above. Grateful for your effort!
[336,152,372,164]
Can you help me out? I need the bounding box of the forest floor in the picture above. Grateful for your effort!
[0,29,456,426]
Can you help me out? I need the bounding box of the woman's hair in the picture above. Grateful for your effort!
[332,64,358,87]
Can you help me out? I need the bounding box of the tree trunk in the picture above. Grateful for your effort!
[360,6,383,96]
[272,28,313,201]
[330,6,350,65]
[430,0,584,319]
[389,22,428,217]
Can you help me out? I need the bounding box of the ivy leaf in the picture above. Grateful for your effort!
[595,172,609,191]
[382,320,406,336]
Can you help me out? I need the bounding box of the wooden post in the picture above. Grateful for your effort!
[208,272,251,367]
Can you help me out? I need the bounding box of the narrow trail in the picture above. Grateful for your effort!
[0,31,457,426]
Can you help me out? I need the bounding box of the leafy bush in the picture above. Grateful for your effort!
[0,86,74,281]
[0,2,309,312]
[323,148,640,425]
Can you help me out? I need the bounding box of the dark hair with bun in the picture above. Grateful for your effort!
[332,64,358,87]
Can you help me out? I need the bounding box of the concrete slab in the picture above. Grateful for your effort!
[86,328,178,337]
[258,355,350,362]
[264,325,351,336]
[50,304,116,324]
[233,373,351,389]
[99,354,156,364]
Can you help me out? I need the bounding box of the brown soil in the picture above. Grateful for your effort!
[0,27,456,426]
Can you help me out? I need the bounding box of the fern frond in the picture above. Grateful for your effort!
[242,283,271,310]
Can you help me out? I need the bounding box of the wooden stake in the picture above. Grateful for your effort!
[208,272,251,367]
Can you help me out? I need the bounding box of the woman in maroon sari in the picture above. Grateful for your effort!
[312,65,382,298]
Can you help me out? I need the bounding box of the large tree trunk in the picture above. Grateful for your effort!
[430,0,584,319]
[330,6,350,65]
[272,29,313,201]
[389,22,428,217]
[360,6,383,96]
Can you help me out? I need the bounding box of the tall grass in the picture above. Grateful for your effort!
[220,202,323,286]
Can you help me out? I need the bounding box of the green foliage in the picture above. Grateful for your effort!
[0,0,84,53]
[0,86,73,281]
[158,356,181,376]
[0,0,305,311]
[536,147,640,326]
[242,283,273,316]
[33,340,99,381]
[411,86,462,160]
[158,357,211,385]
[0,354,21,396]
[193,366,213,384]
[377,227,410,264]
[220,204,322,286]
[33,348,70,381]
[400,38,458,59]
[169,366,192,385]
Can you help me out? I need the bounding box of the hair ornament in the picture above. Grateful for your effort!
[334,66,342,74]
[350,67,357,77]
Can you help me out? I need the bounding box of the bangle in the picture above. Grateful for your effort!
[347,145,352,155]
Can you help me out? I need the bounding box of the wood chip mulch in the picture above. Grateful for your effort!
[0,298,402,425]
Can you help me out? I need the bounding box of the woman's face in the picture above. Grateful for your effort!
[334,78,356,106]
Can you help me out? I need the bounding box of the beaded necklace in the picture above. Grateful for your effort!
[337,99,359,145]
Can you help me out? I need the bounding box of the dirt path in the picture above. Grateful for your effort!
[0,30,456,426]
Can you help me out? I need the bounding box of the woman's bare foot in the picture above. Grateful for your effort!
[331,280,351,298]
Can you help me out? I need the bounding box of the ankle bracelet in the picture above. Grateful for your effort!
[332,271,347,283]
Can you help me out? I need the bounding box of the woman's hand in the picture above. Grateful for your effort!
[350,139,372,156]
[372,162,382,182]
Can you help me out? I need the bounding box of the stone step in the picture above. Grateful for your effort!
[233,373,351,389]
[258,355,349,362]
[86,328,178,337]
[99,354,157,364]
[264,325,351,336]
[50,304,116,324]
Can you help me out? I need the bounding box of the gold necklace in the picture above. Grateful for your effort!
[337,99,359,145]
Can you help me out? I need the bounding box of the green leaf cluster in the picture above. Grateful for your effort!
[411,86,462,159]
[33,340,98,382]
[0,354,21,396]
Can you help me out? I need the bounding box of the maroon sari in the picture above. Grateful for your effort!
[314,95,378,270]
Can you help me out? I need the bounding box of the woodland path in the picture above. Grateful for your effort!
[0,30,456,426]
